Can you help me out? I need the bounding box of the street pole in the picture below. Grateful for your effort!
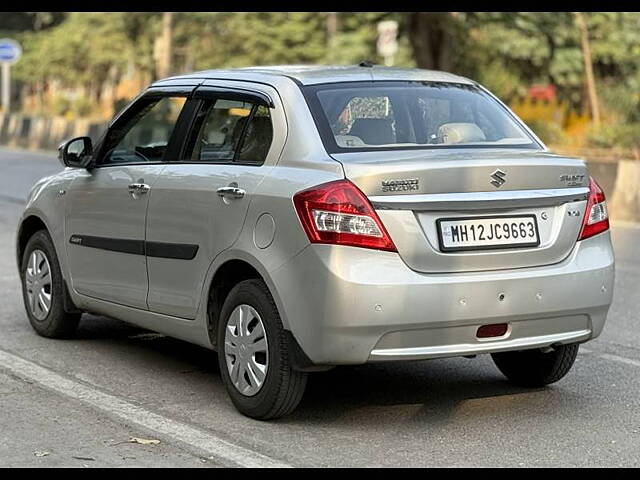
[0,39,22,113]
[1,62,10,112]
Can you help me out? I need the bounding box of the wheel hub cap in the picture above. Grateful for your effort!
[25,250,52,321]
[224,304,269,397]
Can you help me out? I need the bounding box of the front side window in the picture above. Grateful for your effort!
[187,99,273,165]
[305,81,540,152]
[100,96,186,165]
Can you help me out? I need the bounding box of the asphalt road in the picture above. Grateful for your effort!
[0,146,639,467]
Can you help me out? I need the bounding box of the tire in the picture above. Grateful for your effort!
[491,343,579,387]
[20,230,81,338]
[217,279,307,420]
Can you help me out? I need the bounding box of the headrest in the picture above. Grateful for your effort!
[335,135,366,148]
[348,118,395,145]
[437,123,486,144]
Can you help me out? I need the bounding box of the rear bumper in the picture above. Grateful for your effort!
[270,231,615,365]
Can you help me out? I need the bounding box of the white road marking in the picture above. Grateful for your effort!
[599,353,640,368]
[580,345,640,368]
[0,349,292,468]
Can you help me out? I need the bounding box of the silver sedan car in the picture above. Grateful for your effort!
[17,65,614,419]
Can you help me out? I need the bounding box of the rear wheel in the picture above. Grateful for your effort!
[491,344,579,387]
[217,279,307,420]
[21,230,81,338]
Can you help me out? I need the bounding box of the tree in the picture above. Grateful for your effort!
[155,12,174,79]
[5,11,640,128]
[0,12,65,33]
[574,12,600,127]
[407,12,465,71]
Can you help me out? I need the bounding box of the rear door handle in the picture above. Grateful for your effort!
[128,183,150,197]
[216,186,245,199]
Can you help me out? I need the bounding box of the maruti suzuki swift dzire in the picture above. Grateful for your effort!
[17,65,614,419]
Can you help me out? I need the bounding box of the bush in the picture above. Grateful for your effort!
[71,97,95,117]
[599,79,640,124]
[50,95,72,117]
[524,119,566,145]
[587,123,640,149]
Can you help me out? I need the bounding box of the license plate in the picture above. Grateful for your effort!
[437,215,540,252]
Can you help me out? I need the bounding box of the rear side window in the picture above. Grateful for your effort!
[305,81,540,153]
[187,99,273,165]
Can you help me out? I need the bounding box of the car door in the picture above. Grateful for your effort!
[144,82,286,319]
[65,88,194,309]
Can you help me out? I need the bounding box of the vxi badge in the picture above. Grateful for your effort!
[490,169,507,188]
[381,178,419,192]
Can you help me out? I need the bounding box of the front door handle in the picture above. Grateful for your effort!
[216,186,245,199]
[128,183,150,197]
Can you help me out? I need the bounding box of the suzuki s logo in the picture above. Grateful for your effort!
[490,169,507,188]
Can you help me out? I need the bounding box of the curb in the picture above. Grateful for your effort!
[609,160,640,223]
[0,112,106,152]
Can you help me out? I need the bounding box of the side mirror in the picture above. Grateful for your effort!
[58,136,93,168]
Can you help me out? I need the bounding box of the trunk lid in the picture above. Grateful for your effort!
[333,148,590,273]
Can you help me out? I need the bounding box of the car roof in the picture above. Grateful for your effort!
[153,65,475,87]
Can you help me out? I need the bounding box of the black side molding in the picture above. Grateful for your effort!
[69,235,198,260]
[146,241,199,260]
[69,235,144,255]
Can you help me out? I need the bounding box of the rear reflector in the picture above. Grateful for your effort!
[477,323,509,338]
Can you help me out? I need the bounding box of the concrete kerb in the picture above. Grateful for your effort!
[609,160,640,223]
[0,112,106,152]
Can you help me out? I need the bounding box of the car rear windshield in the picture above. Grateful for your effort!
[303,81,541,153]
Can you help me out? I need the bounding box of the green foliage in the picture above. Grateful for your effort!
[459,12,640,112]
[13,12,157,87]
[173,12,327,70]
[475,60,526,101]
[49,93,98,118]
[2,10,640,133]
[50,95,72,117]
[524,119,566,145]
[0,12,65,33]
[587,123,640,149]
[599,77,640,123]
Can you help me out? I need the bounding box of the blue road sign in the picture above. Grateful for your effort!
[0,39,22,64]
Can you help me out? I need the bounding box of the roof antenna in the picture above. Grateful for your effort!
[358,60,374,68]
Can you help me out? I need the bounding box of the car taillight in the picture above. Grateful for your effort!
[293,179,397,252]
[578,177,609,240]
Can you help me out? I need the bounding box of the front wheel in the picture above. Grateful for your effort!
[491,343,579,387]
[21,230,81,338]
[217,279,307,420]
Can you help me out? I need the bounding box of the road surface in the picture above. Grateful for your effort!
[0,147,638,467]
